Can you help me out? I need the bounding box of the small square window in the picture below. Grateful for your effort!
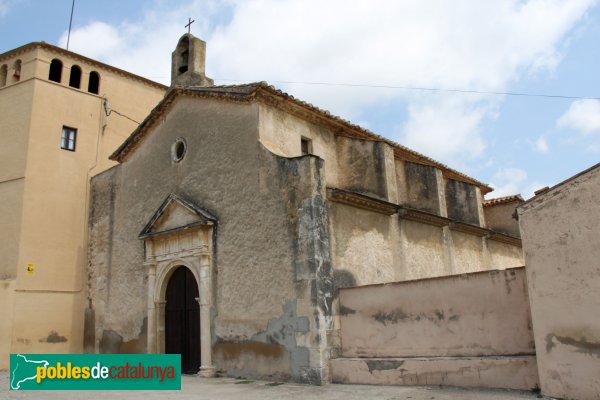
[301,137,312,155]
[61,126,77,151]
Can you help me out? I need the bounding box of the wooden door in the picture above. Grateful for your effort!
[165,266,200,374]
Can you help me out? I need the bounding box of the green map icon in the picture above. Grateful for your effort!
[10,354,49,390]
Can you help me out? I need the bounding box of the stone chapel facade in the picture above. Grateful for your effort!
[86,34,524,383]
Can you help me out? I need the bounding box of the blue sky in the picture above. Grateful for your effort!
[2,0,599,198]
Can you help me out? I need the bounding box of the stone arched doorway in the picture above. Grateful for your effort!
[140,194,217,377]
[165,266,200,374]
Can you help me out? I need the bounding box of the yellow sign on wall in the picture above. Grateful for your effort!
[26,263,34,274]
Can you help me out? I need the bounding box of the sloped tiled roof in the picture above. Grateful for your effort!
[110,82,493,193]
[483,194,524,207]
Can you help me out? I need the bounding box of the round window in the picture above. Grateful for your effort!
[171,138,187,163]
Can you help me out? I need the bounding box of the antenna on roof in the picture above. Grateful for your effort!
[66,0,75,50]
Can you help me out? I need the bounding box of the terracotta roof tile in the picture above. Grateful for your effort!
[483,194,524,207]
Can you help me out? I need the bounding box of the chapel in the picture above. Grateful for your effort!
[86,33,524,383]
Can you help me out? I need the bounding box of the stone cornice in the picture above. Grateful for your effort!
[327,188,398,215]
[487,232,522,247]
[398,208,451,227]
[327,187,522,247]
[449,221,490,237]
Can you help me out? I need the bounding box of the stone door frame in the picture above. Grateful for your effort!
[142,226,215,377]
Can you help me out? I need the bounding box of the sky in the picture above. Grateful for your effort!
[1,0,599,199]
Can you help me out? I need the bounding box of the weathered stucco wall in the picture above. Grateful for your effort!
[329,203,401,287]
[336,137,395,201]
[10,291,85,355]
[400,221,449,279]
[0,280,16,369]
[487,240,523,270]
[450,231,486,274]
[88,97,333,383]
[338,267,534,358]
[0,179,24,282]
[330,208,523,288]
[0,79,31,183]
[331,356,538,390]
[258,103,339,188]
[518,165,600,400]
[401,162,442,214]
[484,202,521,237]
[446,179,481,226]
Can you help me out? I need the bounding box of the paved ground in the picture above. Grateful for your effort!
[1,371,542,400]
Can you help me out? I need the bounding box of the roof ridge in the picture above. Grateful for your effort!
[111,81,494,192]
[483,194,524,207]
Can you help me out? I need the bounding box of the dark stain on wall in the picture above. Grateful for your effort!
[99,318,147,354]
[99,329,122,354]
[214,340,288,361]
[365,359,404,373]
[213,340,292,381]
[333,269,357,290]
[370,308,460,326]
[277,154,333,317]
[546,333,600,358]
[372,309,408,325]
[339,305,356,316]
[250,300,310,378]
[446,179,480,225]
[83,306,95,353]
[39,331,68,343]
[404,162,440,214]
[262,150,333,384]
[336,137,388,200]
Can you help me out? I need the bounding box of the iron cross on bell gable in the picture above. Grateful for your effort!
[185,17,195,33]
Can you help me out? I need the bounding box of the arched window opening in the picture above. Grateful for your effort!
[0,64,7,87]
[88,71,100,94]
[69,65,81,89]
[12,59,21,83]
[176,38,189,74]
[48,59,63,83]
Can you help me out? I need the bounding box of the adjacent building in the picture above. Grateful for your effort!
[518,163,600,400]
[0,42,166,368]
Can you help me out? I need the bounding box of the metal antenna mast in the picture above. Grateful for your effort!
[66,0,75,50]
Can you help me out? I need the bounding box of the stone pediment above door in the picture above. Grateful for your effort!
[139,194,217,239]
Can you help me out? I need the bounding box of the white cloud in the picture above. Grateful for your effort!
[489,167,528,198]
[557,99,600,136]
[58,0,596,165]
[400,95,488,162]
[59,22,123,59]
[488,168,545,200]
[58,0,225,83]
[0,0,17,17]
[534,136,549,153]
